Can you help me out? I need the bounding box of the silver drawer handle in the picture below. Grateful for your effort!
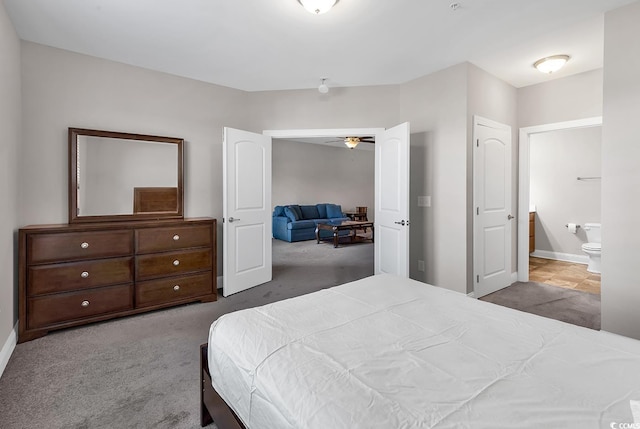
[81,300,90,307]
[173,285,180,291]
[173,234,180,241]
[173,260,180,266]
[81,242,89,249]
[81,271,89,278]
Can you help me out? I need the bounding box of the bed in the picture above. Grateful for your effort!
[200,274,640,428]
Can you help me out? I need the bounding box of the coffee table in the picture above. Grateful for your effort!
[315,220,374,248]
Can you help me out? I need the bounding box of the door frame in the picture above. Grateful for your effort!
[517,116,602,282]
[263,127,385,268]
[263,128,385,141]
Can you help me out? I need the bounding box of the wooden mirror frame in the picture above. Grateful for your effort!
[69,128,184,223]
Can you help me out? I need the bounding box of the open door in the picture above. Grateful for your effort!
[473,116,512,298]
[223,128,272,296]
[375,122,410,277]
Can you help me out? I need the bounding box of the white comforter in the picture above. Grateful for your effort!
[208,274,640,429]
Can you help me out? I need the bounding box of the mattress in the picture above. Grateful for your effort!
[208,274,640,429]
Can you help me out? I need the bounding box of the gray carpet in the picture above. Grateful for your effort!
[480,281,601,330]
[0,239,373,429]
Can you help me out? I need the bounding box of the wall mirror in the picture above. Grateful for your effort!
[69,128,184,223]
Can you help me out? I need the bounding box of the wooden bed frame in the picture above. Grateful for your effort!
[200,343,247,429]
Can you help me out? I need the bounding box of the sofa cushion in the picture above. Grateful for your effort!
[287,205,302,219]
[300,205,320,220]
[316,204,328,218]
[287,220,316,230]
[284,206,300,222]
[326,204,343,219]
[273,206,285,217]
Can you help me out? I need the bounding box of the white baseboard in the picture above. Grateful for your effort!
[0,322,18,379]
[531,250,588,265]
[216,275,223,290]
[467,291,476,298]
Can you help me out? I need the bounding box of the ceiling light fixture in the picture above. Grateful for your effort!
[297,0,339,15]
[533,55,570,74]
[318,78,329,94]
[344,137,359,149]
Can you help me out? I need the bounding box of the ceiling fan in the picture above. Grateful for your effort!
[328,136,375,149]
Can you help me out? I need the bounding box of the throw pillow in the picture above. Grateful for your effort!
[287,204,302,220]
[284,206,300,222]
[273,206,285,217]
[326,204,343,219]
[300,205,320,219]
[316,203,328,218]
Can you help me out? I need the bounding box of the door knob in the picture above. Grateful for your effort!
[394,220,406,226]
[507,214,514,220]
[228,217,240,223]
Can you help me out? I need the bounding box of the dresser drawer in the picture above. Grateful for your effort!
[136,249,212,280]
[136,224,212,254]
[27,284,133,329]
[136,272,213,308]
[28,230,133,264]
[28,257,133,296]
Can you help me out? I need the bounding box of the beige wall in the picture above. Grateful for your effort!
[247,85,400,132]
[0,1,21,362]
[518,69,603,128]
[601,0,640,339]
[399,64,468,291]
[273,140,374,220]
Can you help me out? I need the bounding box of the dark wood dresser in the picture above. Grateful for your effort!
[18,218,216,343]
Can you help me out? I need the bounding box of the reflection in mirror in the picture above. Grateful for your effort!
[78,137,178,215]
[69,128,183,223]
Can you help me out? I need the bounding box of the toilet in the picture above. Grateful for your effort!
[581,223,601,274]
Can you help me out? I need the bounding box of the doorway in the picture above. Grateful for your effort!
[527,125,602,295]
[270,135,376,284]
[222,124,411,296]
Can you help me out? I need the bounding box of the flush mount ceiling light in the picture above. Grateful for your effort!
[534,55,570,74]
[298,0,339,15]
[318,78,329,94]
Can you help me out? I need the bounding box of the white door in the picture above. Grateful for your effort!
[223,128,272,296]
[473,116,512,298]
[375,122,410,276]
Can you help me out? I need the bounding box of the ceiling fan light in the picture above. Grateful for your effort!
[534,55,570,74]
[344,137,359,149]
[297,0,338,15]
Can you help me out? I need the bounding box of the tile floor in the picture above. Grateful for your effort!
[529,256,601,294]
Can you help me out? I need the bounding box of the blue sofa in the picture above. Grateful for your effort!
[273,203,350,242]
